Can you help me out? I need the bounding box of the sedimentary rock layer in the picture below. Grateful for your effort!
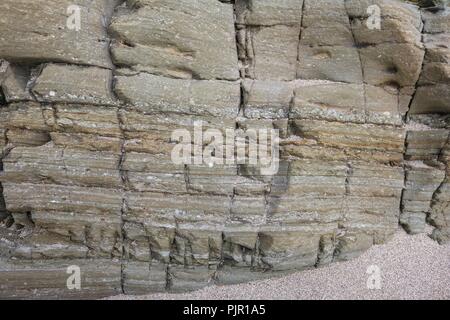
[0,0,449,298]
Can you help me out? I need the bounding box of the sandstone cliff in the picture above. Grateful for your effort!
[0,0,448,298]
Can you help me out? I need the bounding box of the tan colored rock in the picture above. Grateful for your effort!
[3,183,123,215]
[115,73,240,118]
[235,0,304,26]
[242,25,300,81]
[51,132,122,153]
[407,8,450,114]
[32,64,116,106]
[243,80,293,119]
[52,105,121,141]
[403,165,445,210]
[333,233,374,261]
[291,83,366,123]
[410,84,450,114]
[0,0,120,69]
[6,129,50,147]
[359,43,425,87]
[0,64,34,102]
[349,162,404,198]
[422,9,450,33]
[0,129,6,150]
[122,262,166,294]
[0,259,121,299]
[365,85,405,125]
[297,0,362,83]
[4,102,50,132]
[259,231,320,271]
[297,46,363,83]
[348,0,423,45]
[1,144,121,188]
[405,130,449,160]
[429,167,450,244]
[110,0,239,80]
[168,266,216,292]
[290,119,406,154]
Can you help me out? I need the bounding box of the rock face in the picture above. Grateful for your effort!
[0,0,448,298]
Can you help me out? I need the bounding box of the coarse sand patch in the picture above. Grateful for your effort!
[106,228,449,300]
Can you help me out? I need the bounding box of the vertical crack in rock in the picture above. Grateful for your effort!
[0,119,13,225]
[404,9,425,121]
[0,130,9,222]
[117,111,128,294]
[108,0,128,294]
[234,0,257,80]
[428,173,449,243]
[316,234,338,267]
[340,161,353,237]
[0,87,6,106]
[248,29,257,79]
[344,162,353,196]
[183,164,190,192]
[399,135,409,228]
[295,0,307,79]
[26,64,44,102]
[233,0,248,116]
[400,123,449,235]
[428,172,448,241]
[408,4,448,115]
[165,265,171,291]
[399,3,449,236]
[344,0,368,121]
[1,62,13,224]
[238,82,246,116]
[427,132,450,242]
[253,233,261,270]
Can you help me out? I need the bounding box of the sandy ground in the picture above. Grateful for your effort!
[107,228,450,300]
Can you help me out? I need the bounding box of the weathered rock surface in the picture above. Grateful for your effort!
[109,0,239,80]
[0,0,121,68]
[0,0,449,298]
[409,9,450,114]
